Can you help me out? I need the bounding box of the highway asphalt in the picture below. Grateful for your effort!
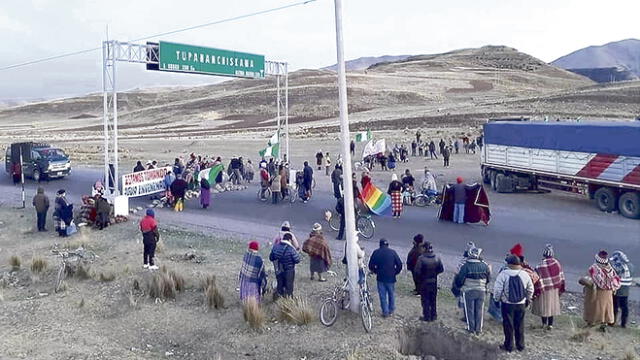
[1,165,638,300]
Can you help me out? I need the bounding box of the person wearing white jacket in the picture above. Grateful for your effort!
[493,254,534,353]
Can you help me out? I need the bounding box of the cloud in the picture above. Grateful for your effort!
[0,11,28,32]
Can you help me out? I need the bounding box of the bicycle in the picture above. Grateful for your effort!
[324,209,375,239]
[319,273,374,332]
[53,248,96,293]
[284,184,298,203]
[257,185,272,201]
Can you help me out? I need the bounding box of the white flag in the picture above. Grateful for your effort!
[269,131,279,145]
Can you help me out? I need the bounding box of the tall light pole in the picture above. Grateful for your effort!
[333,0,360,312]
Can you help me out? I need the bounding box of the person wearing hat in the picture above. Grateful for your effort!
[532,244,565,330]
[53,189,73,237]
[406,234,425,295]
[273,221,300,250]
[170,174,188,212]
[452,177,468,224]
[414,241,444,322]
[302,223,332,282]
[610,251,633,328]
[239,241,267,303]
[387,174,404,219]
[140,209,160,270]
[368,239,403,317]
[259,162,270,201]
[455,246,491,335]
[269,233,301,298]
[583,250,621,330]
[32,187,50,232]
[493,254,534,352]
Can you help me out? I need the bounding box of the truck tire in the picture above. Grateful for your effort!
[482,168,490,184]
[618,192,640,219]
[496,173,514,193]
[490,171,498,191]
[594,187,617,213]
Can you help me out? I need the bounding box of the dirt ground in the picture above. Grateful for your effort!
[0,207,638,360]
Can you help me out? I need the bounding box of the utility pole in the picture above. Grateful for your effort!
[333,0,360,312]
[19,147,25,208]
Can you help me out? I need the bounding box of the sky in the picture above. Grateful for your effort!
[0,0,638,102]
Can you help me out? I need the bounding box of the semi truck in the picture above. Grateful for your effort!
[5,142,71,181]
[480,120,640,219]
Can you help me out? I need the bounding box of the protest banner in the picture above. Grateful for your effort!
[122,166,171,198]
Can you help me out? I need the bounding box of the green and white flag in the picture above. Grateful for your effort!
[259,143,280,158]
[354,129,372,142]
[268,131,279,145]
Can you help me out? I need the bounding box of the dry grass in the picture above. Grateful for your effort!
[98,271,116,282]
[276,296,314,325]
[78,298,85,308]
[147,271,176,300]
[75,264,91,280]
[168,270,185,292]
[155,240,165,254]
[9,255,21,271]
[623,350,638,360]
[242,297,265,329]
[202,274,225,310]
[30,257,48,274]
[569,328,592,343]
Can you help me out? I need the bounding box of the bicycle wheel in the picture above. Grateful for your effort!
[340,289,351,310]
[312,178,317,189]
[357,216,375,239]
[414,195,428,207]
[320,299,338,326]
[55,263,66,293]
[360,298,372,333]
[328,211,341,231]
[289,189,298,203]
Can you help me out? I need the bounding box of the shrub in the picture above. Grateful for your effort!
[168,270,185,292]
[242,297,265,329]
[9,256,21,271]
[30,257,48,274]
[75,264,91,280]
[147,271,176,300]
[98,271,116,282]
[202,275,224,309]
[569,329,591,343]
[277,296,314,325]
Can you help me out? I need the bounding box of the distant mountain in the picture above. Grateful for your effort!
[552,39,640,82]
[323,55,411,71]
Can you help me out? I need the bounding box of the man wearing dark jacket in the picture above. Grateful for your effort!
[269,233,301,297]
[331,164,343,199]
[414,241,444,321]
[133,161,145,173]
[302,161,314,202]
[406,234,424,294]
[32,187,50,231]
[95,195,111,230]
[368,238,403,317]
[170,175,188,212]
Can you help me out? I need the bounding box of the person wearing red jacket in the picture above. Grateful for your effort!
[140,209,160,270]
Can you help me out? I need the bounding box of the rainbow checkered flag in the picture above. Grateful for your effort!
[361,182,392,216]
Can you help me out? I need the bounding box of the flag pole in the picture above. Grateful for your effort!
[333,0,360,312]
[19,147,25,209]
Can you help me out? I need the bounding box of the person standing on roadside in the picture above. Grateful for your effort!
[406,234,424,295]
[170,174,188,212]
[609,251,633,328]
[428,141,438,159]
[315,150,324,170]
[350,140,355,156]
[415,130,421,143]
[532,244,565,330]
[452,177,468,224]
[331,164,343,199]
[133,161,145,173]
[302,223,332,282]
[443,146,451,168]
[411,141,417,157]
[269,233,301,298]
[414,241,444,322]
[454,246,491,335]
[239,241,267,303]
[583,250,620,330]
[438,138,446,155]
[32,187,50,232]
[302,161,314,202]
[324,152,331,176]
[493,254,534,353]
[368,239,403,318]
[387,174,404,219]
[140,209,160,270]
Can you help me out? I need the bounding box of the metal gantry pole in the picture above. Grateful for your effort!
[276,73,281,161]
[285,63,290,162]
[112,48,119,195]
[102,41,110,193]
[333,0,360,312]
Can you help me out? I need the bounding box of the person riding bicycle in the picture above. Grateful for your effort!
[422,167,438,197]
[401,169,416,204]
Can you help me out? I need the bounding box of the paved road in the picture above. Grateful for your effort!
[1,166,638,300]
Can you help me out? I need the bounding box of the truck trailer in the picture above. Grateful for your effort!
[480,120,640,219]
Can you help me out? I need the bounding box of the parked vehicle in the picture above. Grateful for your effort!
[5,142,71,181]
[481,120,640,219]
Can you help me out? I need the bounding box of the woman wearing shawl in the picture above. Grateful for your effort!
[532,244,565,330]
[302,223,332,282]
[387,173,404,218]
[200,178,211,209]
[582,250,621,329]
[609,251,634,328]
[239,241,267,303]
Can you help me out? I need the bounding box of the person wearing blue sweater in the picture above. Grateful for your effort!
[368,238,403,317]
[269,233,301,298]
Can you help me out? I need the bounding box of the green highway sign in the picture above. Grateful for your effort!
[158,41,265,79]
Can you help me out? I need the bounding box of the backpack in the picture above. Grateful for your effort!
[507,272,526,303]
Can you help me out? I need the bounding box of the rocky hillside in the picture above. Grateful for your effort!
[552,39,640,81]
[323,55,411,71]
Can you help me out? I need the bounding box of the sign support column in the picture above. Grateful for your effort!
[333,0,360,312]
